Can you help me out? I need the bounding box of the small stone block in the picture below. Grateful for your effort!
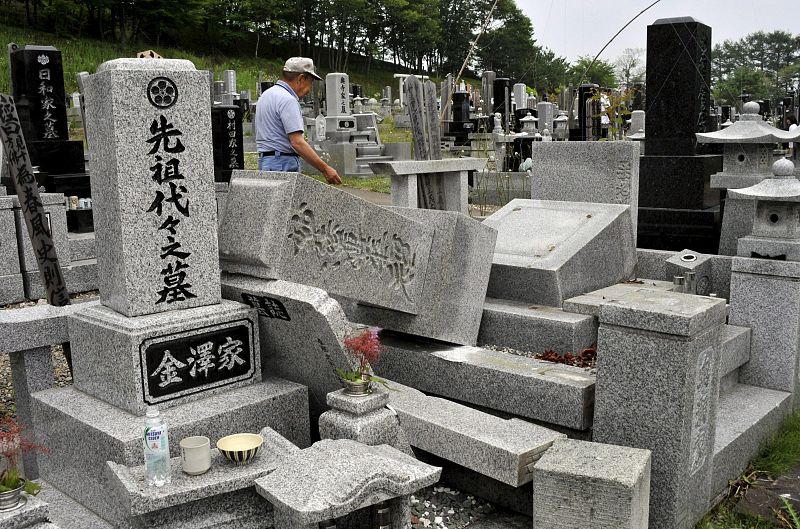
[719,325,751,379]
[533,438,651,529]
[327,388,389,415]
[665,249,715,295]
[0,493,50,529]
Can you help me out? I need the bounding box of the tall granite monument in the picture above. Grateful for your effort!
[637,17,723,254]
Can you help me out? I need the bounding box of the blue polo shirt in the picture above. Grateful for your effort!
[255,80,304,154]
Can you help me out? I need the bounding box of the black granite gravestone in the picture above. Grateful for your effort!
[637,17,723,254]
[211,104,245,183]
[4,44,90,204]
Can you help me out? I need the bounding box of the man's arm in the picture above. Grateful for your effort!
[288,132,342,185]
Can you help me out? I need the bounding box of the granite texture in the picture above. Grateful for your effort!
[729,257,800,396]
[107,446,280,516]
[367,158,486,175]
[131,488,272,529]
[218,171,434,315]
[484,199,635,307]
[563,282,673,317]
[0,273,25,306]
[11,193,71,272]
[84,58,220,317]
[374,332,595,430]
[37,481,113,529]
[338,208,497,345]
[0,197,20,276]
[387,381,564,487]
[23,259,98,301]
[318,396,411,456]
[665,249,715,295]
[529,141,640,239]
[69,300,260,415]
[10,346,55,479]
[477,298,597,354]
[0,492,50,529]
[326,387,389,415]
[533,439,651,529]
[0,298,100,354]
[32,378,309,525]
[593,307,724,529]
[67,232,96,261]
[596,287,727,336]
[635,248,676,280]
[738,235,800,260]
[221,274,352,424]
[255,439,441,525]
[719,325,751,380]
[711,383,791,498]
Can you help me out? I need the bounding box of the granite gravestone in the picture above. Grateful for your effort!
[6,44,89,198]
[484,199,636,307]
[218,170,434,315]
[71,58,259,414]
[0,194,24,305]
[529,141,640,241]
[637,17,723,253]
[211,104,244,183]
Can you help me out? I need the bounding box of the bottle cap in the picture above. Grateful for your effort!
[146,406,160,418]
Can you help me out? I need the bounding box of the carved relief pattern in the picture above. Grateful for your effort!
[690,346,714,474]
[696,33,711,134]
[614,160,632,202]
[287,202,418,301]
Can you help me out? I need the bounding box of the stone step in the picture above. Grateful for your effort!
[0,492,50,529]
[375,333,595,431]
[712,383,791,497]
[478,297,597,355]
[718,325,751,394]
[387,381,564,487]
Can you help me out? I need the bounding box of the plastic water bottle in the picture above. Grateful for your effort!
[143,406,171,487]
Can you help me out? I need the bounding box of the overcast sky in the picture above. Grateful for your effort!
[516,0,797,62]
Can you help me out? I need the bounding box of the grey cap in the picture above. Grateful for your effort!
[283,57,322,80]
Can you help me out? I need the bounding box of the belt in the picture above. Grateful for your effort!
[259,151,298,157]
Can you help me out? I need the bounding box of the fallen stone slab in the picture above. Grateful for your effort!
[387,381,564,486]
[375,332,595,430]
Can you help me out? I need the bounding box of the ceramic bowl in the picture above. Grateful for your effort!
[216,433,263,465]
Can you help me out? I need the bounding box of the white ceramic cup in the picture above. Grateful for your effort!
[180,436,211,475]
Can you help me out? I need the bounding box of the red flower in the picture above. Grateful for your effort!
[0,417,47,472]
[344,328,383,374]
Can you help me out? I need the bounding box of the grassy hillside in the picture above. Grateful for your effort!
[0,23,420,98]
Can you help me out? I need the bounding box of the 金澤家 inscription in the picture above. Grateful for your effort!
[145,89,197,306]
[141,320,254,402]
[287,202,418,302]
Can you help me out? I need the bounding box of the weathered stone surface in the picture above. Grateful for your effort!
[0,196,20,276]
[218,171,434,315]
[593,288,725,529]
[533,438,651,529]
[529,141,640,238]
[0,298,100,354]
[11,193,71,272]
[255,439,441,525]
[338,208,496,345]
[374,332,595,430]
[221,273,354,423]
[719,325,750,380]
[484,199,635,307]
[388,381,564,486]
[83,58,220,317]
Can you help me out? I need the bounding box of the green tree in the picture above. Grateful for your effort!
[569,55,618,88]
[474,0,537,82]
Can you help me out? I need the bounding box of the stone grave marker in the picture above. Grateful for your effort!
[529,141,640,241]
[484,199,636,307]
[83,58,221,317]
[218,170,434,315]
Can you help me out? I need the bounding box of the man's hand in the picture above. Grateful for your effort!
[323,166,342,185]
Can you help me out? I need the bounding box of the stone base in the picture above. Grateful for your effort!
[737,235,800,260]
[637,207,721,254]
[32,378,310,525]
[0,273,25,306]
[719,197,756,256]
[69,300,260,414]
[477,298,597,354]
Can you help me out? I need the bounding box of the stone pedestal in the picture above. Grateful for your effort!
[592,289,726,529]
[533,439,651,529]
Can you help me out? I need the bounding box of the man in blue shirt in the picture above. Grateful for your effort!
[255,57,341,184]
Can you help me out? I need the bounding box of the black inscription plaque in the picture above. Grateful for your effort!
[140,320,254,403]
[241,293,291,321]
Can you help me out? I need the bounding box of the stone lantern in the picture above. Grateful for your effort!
[553,111,568,141]
[729,158,800,259]
[696,101,800,254]
[520,111,538,134]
